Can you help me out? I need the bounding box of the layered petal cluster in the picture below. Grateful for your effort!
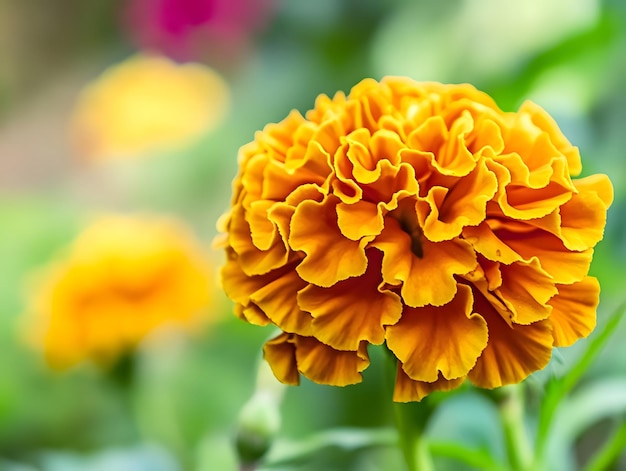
[70,54,229,161]
[217,77,613,401]
[28,215,212,369]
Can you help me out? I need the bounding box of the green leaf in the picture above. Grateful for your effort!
[582,418,626,471]
[262,427,397,468]
[535,302,626,461]
[428,441,508,471]
[559,378,626,440]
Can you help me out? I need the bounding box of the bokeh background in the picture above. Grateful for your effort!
[1,0,625,470]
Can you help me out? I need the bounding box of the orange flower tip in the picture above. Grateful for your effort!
[218,76,612,401]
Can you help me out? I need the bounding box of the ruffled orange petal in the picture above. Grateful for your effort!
[262,157,327,201]
[498,225,593,285]
[344,128,381,184]
[297,250,402,350]
[468,290,553,389]
[498,178,573,221]
[290,195,370,287]
[310,117,346,157]
[220,258,271,326]
[249,269,313,336]
[229,203,289,276]
[336,200,385,241]
[557,176,612,251]
[517,101,582,176]
[294,336,370,386]
[255,110,307,164]
[374,218,476,307]
[462,222,522,264]
[417,158,498,242]
[247,200,281,251]
[386,284,488,382]
[492,260,556,325]
[240,153,266,204]
[465,114,505,156]
[549,277,599,347]
[362,159,418,207]
[264,333,300,385]
[370,128,405,166]
[488,151,574,221]
[407,114,477,177]
[394,367,465,402]
[501,111,575,191]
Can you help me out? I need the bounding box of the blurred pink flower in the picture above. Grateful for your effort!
[123,0,276,65]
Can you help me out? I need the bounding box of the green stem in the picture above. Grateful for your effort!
[583,418,626,471]
[393,401,434,471]
[497,385,534,471]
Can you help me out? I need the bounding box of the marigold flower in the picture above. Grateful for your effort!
[217,77,613,402]
[70,54,229,161]
[27,215,212,369]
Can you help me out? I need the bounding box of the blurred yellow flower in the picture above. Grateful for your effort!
[70,54,230,160]
[217,77,613,401]
[28,215,212,369]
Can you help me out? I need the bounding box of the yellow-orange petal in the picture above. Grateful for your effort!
[407,113,477,177]
[462,222,522,264]
[220,258,271,326]
[249,269,313,336]
[466,114,505,156]
[336,200,385,241]
[501,110,575,191]
[373,218,477,307]
[363,160,419,208]
[240,153,267,204]
[370,128,405,166]
[290,195,369,287]
[256,110,307,163]
[494,259,556,325]
[557,176,612,251]
[393,367,465,402]
[575,174,614,208]
[386,284,488,382]
[229,203,289,276]
[468,290,553,389]
[311,116,346,157]
[498,177,573,221]
[517,101,582,176]
[297,250,402,350]
[500,226,593,285]
[549,277,599,347]
[417,158,498,242]
[294,336,370,386]
[264,333,300,385]
[262,157,327,202]
[247,200,281,251]
[344,128,380,184]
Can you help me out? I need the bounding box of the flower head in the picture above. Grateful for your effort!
[217,77,613,401]
[27,215,212,369]
[70,54,229,161]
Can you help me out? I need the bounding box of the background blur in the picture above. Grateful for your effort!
[1,0,625,470]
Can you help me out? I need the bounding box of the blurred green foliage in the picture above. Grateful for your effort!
[1,0,625,470]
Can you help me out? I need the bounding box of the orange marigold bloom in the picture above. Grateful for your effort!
[28,215,212,369]
[70,54,230,161]
[217,77,613,401]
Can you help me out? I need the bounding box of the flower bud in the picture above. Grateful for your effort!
[235,390,281,465]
